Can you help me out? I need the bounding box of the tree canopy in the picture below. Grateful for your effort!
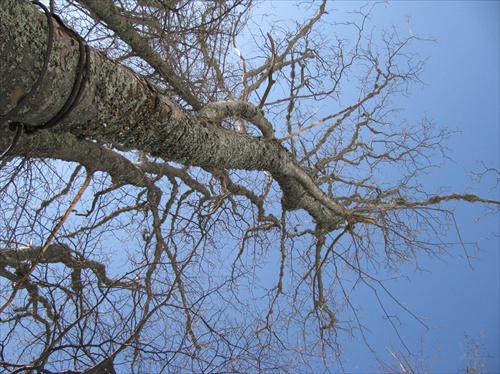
[0,0,498,372]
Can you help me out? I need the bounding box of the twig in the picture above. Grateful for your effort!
[0,169,93,314]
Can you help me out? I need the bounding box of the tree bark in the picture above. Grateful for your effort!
[0,0,357,230]
[1,0,278,170]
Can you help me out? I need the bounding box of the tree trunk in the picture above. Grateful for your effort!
[0,0,355,229]
[1,0,278,169]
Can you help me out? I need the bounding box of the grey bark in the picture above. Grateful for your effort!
[0,0,367,230]
[0,0,279,170]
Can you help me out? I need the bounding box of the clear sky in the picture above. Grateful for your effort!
[60,1,500,372]
[12,1,497,372]
[78,1,499,371]
[252,1,498,372]
[323,1,500,372]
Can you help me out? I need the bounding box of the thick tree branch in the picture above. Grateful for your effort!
[0,1,498,372]
[0,0,373,230]
[1,128,152,188]
[196,100,275,138]
[76,0,203,110]
[0,243,137,289]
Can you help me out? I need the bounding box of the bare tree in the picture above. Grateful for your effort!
[0,0,498,372]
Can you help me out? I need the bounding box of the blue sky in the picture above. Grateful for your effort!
[52,1,500,372]
[326,1,499,372]
[78,1,499,371]
[251,1,498,371]
[7,1,496,372]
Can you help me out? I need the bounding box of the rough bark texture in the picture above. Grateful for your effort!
[1,2,498,373]
[0,1,288,170]
[0,0,280,171]
[0,0,351,229]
